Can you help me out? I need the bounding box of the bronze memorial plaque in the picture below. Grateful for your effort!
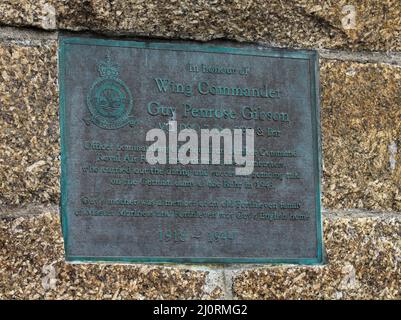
[59,36,323,263]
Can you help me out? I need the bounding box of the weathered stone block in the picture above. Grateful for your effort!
[320,60,401,211]
[0,1,400,51]
[0,40,59,205]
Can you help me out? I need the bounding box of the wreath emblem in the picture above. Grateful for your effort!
[85,52,135,129]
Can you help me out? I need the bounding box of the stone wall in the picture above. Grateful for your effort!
[0,1,400,299]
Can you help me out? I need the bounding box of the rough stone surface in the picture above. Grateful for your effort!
[0,208,399,299]
[0,39,400,211]
[233,210,401,299]
[0,1,400,51]
[321,61,401,211]
[0,39,59,205]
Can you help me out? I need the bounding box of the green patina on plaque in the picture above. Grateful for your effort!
[59,36,323,264]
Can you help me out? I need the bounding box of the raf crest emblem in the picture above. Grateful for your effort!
[85,52,135,129]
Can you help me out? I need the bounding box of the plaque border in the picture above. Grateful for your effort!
[59,36,324,265]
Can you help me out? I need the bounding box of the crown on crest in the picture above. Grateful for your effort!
[97,51,119,78]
